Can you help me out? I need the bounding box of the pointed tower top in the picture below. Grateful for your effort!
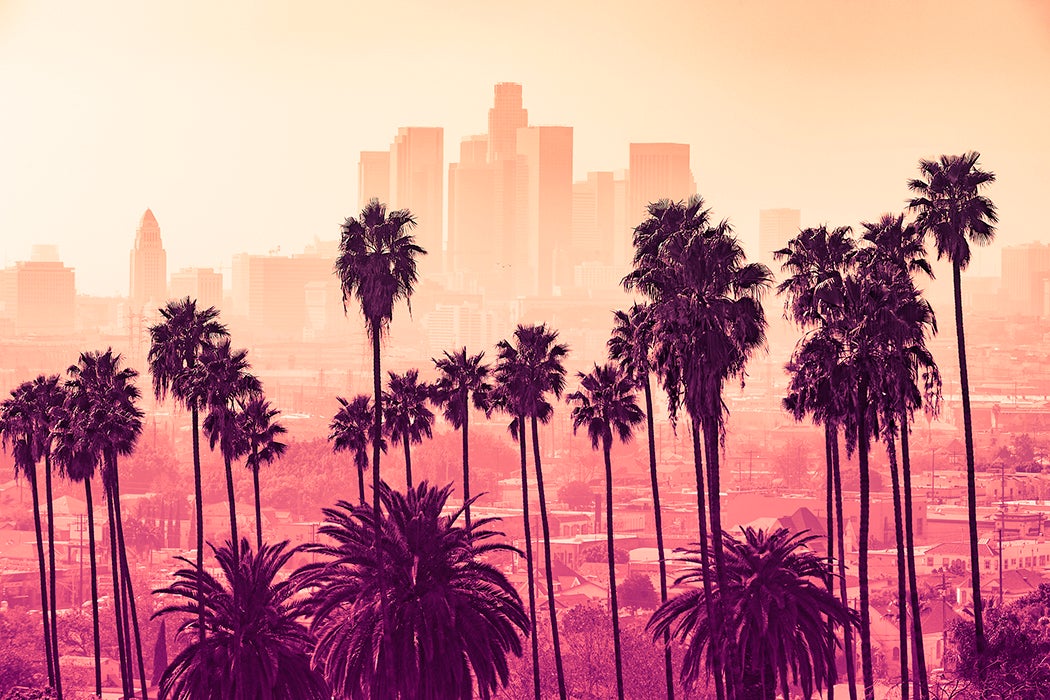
[135,208,162,248]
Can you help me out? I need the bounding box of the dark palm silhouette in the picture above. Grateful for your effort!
[608,303,674,698]
[495,323,570,700]
[153,539,328,699]
[239,396,287,550]
[334,198,425,538]
[908,151,997,660]
[649,527,856,700]
[148,296,229,647]
[67,349,147,700]
[567,362,644,700]
[297,482,528,699]
[329,394,384,504]
[198,339,261,555]
[431,347,493,529]
[382,368,434,490]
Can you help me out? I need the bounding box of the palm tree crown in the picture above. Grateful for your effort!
[329,394,384,502]
[148,296,229,407]
[494,323,569,422]
[431,347,492,429]
[567,363,644,450]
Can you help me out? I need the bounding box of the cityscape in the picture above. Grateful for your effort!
[2,2,1050,699]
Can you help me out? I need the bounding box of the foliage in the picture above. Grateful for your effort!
[619,572,659,612]
[558,480,594,510]
[0,609,47,693]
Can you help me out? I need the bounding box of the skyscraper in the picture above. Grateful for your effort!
[447,135,496,285]
[129,208,167,310]
[390,127,444,273]
[0,246,75,335]
[487,82,528,164]
[169,267,224,311]
[358,151,391,210]
[516,125,573,296]
[627,143,696,225]
[758,208,801,269]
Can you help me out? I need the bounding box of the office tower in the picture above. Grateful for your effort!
[0,247,75,335]
[129,208,168,310]
[758,208,801,269]
[488,82,528,164]
[516,126,573,297]
[169,267,224,311]
[448,135,496,284]
[390,127,444,273]
[627,143,696,225]
[1001,242,1050,316]
[232,248,334,342]
[358,151,391,209]
[571,171,617,266]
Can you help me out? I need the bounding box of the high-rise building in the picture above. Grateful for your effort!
[1001,242,1050,316]
[758,208,801,269]
[390,127,444,273]
[516,125,573,296]
[129,208,167,310]
[627,143,696,225]
[571,171,616,266]
[488,82,528,164]
[447,135,496,285]
[169,267,224,311]
[358,151,391,209]
[232,248,334,342]
[0,247,75,335]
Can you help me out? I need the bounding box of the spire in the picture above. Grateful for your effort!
[135,208,162,248]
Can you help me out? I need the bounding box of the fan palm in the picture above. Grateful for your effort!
[153,539,328,699]
[382,369,434,491]
[907,151,997,658]
[649,527,857,700]
[608,303,675,698]
[148,296,229,646]
[297,482,528,700]
[431,347,493,529]
[329,394,384,504]
[567,363,645,700]
[240,396,287,550]
[495,323,570,700]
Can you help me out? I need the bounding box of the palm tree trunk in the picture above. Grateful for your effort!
[691,418,725,700]
[224,454,238,556]
[517,417,541,700]
[823,424,836,700]
[356,461,366,505]
[403,434,412,491]
[531,415,567,700]
[191,404,206,647]
[84,478,102,698]
[370,328,392,696]
[43,454,63,700]
[857,374,875,700]
[603,437,625,700]
[887,430,910,699]
[900,423,930,700]
[110,456,148,700]
[953,261,984,658]
[28,465,56,689]
[643,377,674,699]
[703,415,734,698]
[106,491,131,699]
[462,393,471,530]
[833,427,859,700]
[253,460,263,551]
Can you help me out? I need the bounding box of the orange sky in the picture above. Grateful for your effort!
[2,0,1048,296]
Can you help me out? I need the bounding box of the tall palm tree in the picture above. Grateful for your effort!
[495,323,570,700]
[382,368,435,491]
[198,339,261,556]
[67,348,147,700]
[334,198,425,536]
[0,380,57,692]
[908,152,997,659]
[567,363,645,700]
[240,396,287,550]
[608,303,675,698]
[297,482,528,699]
[153,539,328,699]
[148,296,229,647]
[329,394,383,504]
[431,347,493,529]
[649,527,857,700]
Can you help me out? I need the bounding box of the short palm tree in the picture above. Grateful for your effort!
[431,347,493,529]
[908,151,997,658]
[649,527,857,700]
[567,363,645,700]
[329,394,383,504]
[239,396,287,550]
[153,539,328,699]
[297,482,528,700]
[382,368,434,490]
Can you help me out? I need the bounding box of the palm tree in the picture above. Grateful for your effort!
[67,348,148,700]
[198,339,261,556]
[650,527,856,700]
[495,323,570,700]
[382,368,435,491]
[0,380,57,692]
[239,396,287,550]
[153,539,328,699]
[567,363,645,700]
[334,198,425,536]
[608,303,675,698]
[329,394,383,505]
[297,482,528,699]
[908,151,997,659]
[431,347,493,529]
[148,296,229,647]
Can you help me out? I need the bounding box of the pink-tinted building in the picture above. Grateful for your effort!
[447,135,496,288]
[627,143,695,226]
[759,207,801,269]
[169,267,223,311]
[129,208,167,311]
[0,246,75,336]
[516,125,573,297]
[390,127,444,274]
[358,150,391,210]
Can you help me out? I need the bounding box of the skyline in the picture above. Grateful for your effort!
[3,1,1049,296]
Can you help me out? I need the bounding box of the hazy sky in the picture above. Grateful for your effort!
[2,0,1048,296]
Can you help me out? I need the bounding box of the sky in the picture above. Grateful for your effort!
[2,0,1048,296]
